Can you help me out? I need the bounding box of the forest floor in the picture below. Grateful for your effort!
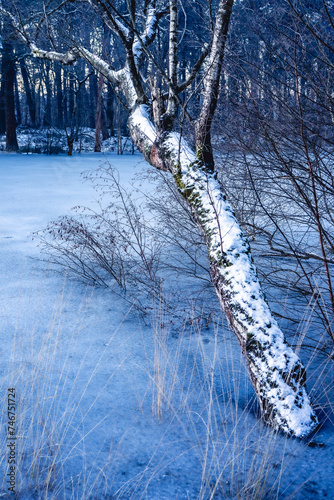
[0,151,333,499]
[0,127,134,155]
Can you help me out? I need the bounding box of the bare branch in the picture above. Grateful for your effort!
[87,0,130,44]
[176,44,211,94]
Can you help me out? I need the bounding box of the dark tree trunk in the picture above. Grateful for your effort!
[36,80,42,128]
[67,136,74,156]
[45,63,52,125]
[75,60,86,129]
[43,61,52,126]
[0,76,5,135]
[101,99,110,140]
[19,58,36,127]
[106,83,114,136]
[94,73,103,151]
[54,62,63,128]
[117,98,122,154]
[89,73,97,128]
[14,73,21,125]
[68,73,75,120]
[2,41,19,151]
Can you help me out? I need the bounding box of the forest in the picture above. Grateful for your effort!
[1,0,334,498]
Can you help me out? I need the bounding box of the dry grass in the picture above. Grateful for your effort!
[1,279,333,499]
[0,281,132,499]
[145,299,334,500]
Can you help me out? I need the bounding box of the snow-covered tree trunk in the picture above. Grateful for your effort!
[128,104,317,437]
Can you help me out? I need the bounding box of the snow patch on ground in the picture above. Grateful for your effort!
[0,128,134,155]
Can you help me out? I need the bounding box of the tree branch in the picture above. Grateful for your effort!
[195,0,234,171]
[176,43,211,94]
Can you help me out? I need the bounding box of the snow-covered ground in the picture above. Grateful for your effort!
[0,128,134,155]
[0,152,333,499]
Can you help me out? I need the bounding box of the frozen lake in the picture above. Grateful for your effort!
[0,152,333,499]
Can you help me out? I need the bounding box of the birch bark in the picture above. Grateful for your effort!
[195,0,233,172]
[163,0,178,130]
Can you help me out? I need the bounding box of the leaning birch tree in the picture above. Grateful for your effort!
[0,0,319,437]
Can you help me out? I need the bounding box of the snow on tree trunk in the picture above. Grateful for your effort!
[128,104,318,438]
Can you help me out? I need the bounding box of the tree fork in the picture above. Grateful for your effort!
[195,0,234,173]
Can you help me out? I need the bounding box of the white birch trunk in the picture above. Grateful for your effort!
[128,104,318,438]
[164,0,178,128]
[195,0,234,171]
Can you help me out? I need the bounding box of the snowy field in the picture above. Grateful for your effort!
[0,152,334,499]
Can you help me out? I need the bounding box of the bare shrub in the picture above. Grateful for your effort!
[37,160,217,323]
[215,147,334,355]
[214,1,334,354]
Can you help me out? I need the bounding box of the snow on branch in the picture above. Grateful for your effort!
[76,46,120,84]
[132,1,163,66]
[29,43,77,65]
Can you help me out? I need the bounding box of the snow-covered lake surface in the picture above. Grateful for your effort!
[0,152,333,499]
